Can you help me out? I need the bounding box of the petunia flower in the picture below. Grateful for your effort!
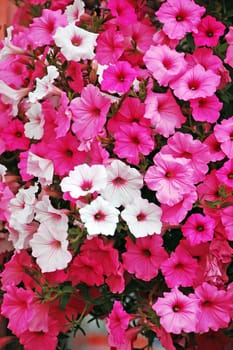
[193,15,226,47]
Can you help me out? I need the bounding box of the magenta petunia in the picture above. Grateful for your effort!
[113,122,154,165]
[214,116,233,158]
[101,61,137,94]
[161,248,198,288]
[190,94,222,123]
[156,0,205,40]
[193,15,226,47]
[216,159,233,188]
[122,235,168,281]
[182,213,216,245]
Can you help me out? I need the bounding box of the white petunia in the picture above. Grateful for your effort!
[79,196,119,236]
[60,163,107,199]
[53,23,98,61]
[24,102,45,139]
[121,198,162,238]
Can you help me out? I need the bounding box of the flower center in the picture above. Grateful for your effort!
[162,58,172,70]
[172,304,181,312]
[81,181,92,191]
[65,149,73,157]
[188,80,200,91]
[143,249,151,257]
[196,225,204,232]
[206,31,214,37]
[227,173,233,179]
[112,176,126,185]
[71,35,82,46]
[137,212,146,221]
[94,210,106,221]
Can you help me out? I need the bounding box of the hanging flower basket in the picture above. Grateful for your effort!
[0,0,233,349]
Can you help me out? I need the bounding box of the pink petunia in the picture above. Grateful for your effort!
[190,94,222,123]
[193,15,226,47]
[108,0,137,26]
[161,190,198,225]
[221,206,233,241]
[171,64,220,100]
[216,159,233,188]
[186,47,222,73]
[106,300,131,346]
[122,235,168,281]
[214,116,233,158]
[100,159,143,207]
[113,122,154,165]
[161,131,210,182]
[95,27,125,65]
[194,282,232,332]
[161,248,198,288]
[182,213,216,245]
[152,287,199,334]
[121,197,162,237]
[155,0,205,40]
[2,118,30,152]
[101,61,137,94]
[144,152,194,206]
[144,89,186,137]
[28,8,67,48]
[203,134,225,162]
[143,44,187,86]
[70,84,111,142]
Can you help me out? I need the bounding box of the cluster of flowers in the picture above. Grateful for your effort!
[0,0,233,349]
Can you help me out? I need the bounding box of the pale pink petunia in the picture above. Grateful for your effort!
[101,61,137,94]
[30,221,72,273]
[155,0,205,40]
[28,65,61,103]
[65,0,85,23]
[60,164,107,199]
[53,23,98,61]
[190,94,222,123]
[161,249,198,288]
[95,27,125,65]
[70,84,111,142]
[8,185,38,226]
[152,287,199,334]
[161,131,210,183]
[171,64,220,101]
[214,116,233,158]
[144,89,186,137]
[225,27,233,45]
[113,122,154,165]
[106,300,131,346]
[27,152,54,186]
[100,159,143,207]
[194,282,232,332]
[193,15,226,47]
[224,44,233,68]
[79,196,120,236]
[182,213,216,245]
[0,80,29,116]
[143,44,187,86]
[8,220,39,251]
[0,26,25,61]
[161,190,197,225]
[121,197,162,237]
[144,153,194,206]
[122,235,168,281]
[24,102,45,140]
[35,195,68,228]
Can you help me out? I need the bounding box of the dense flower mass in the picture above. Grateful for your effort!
[0,0,233,349]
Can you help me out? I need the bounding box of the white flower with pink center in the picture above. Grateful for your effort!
[100,160,143,207]
[65,0,85,23]
[53,23,98,61]
[24,102,45,140]
[27,152,54,186]
[28,65,61,103]
[79,196,120,236]
[9,185,38,226]
[121,198,162,238]
[30,221,72,273]
[35,195,68,229]
[60,163,107,199]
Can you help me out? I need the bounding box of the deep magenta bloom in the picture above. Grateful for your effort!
[101,61,137,94]
[182,213,216,245]
[193,15,226,47]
